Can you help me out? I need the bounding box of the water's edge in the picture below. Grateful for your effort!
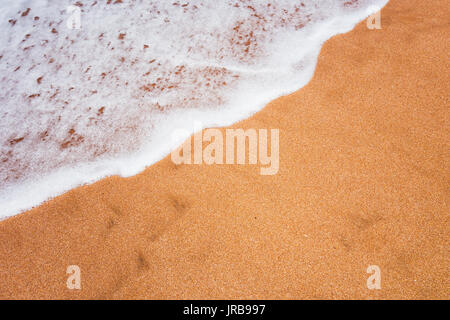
[0,1,388,219]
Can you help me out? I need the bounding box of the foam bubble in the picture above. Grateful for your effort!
[0,0,389,219]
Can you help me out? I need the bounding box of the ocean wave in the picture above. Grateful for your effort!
[0,0,388,219]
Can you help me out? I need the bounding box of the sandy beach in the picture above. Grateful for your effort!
[0,0,448,299]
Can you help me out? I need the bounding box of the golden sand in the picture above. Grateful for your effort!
[0,0,448,299]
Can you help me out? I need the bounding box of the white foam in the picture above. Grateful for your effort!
[0,0,389,219]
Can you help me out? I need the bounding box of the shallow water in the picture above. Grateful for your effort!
[0,0,388,218]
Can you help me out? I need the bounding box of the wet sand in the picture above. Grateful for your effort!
[0,0,449,299]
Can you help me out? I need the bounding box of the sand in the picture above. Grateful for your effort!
[0,0,448,299]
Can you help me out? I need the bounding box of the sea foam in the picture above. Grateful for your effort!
[0,0,388,219]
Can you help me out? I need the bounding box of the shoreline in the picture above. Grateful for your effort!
[0,2,384,221]
[0,0,449,299]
